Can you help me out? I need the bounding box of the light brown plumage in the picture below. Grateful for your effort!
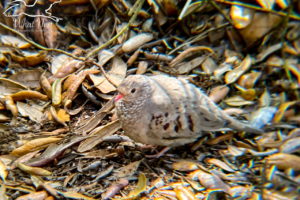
[115,75,261,147]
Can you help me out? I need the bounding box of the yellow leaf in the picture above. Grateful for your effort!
[11,137,62,156]
[17,163,52,176]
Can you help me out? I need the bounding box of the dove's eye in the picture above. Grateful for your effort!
[130,88,136,93]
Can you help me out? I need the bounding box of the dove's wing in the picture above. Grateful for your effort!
[145,76,201,146]
[150,76,261,137]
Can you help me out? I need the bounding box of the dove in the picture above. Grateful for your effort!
[114,74,261,147]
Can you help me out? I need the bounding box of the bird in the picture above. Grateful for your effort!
[114,74,261,147]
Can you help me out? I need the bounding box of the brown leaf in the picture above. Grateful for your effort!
[114,160,142,179]
[273,101,298,123]
[121,33,153,53]
[172,160,199,172]
[197,170,230,193]
[0,35,31,49]
[237,71,261,89]
[0,78,28,95]
[58,191,95,200]
[63,69,99,106]
[120,173,147,200]
[101,179,129,200]
[0,159,8,181]
[91,57,127,93]
[208,85,229,103]
[17,163,52,176]
[267,153,300,170]
[9,69,43,89]
[174,185,198,200]
[16,101,45,123]
[15,191,48,200]
[78,120,121,152]
[4,95,18,116]
[225,55,252,84]
[10,90,48,101]
[11,137,62,157]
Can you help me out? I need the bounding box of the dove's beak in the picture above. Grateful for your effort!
[114,93,124,102]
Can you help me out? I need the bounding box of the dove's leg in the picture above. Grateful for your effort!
[145,147,171,158]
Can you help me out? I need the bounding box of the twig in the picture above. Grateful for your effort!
[215,0,300,21]
[91,61,118,88]
[168,23,229,55]
[85,0,145,58]
[0,22,85,61]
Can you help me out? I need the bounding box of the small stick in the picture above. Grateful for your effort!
[85,0,145,58]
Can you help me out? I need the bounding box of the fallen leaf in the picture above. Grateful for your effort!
[267,153,300,170]
[11,137,62,157]
[17,162,52,176]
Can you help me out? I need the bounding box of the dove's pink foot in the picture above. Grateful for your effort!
[145,147,171,158]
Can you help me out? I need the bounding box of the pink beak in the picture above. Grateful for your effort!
[114,94,124,102]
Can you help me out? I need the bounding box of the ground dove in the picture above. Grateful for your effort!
[114,75,261,147]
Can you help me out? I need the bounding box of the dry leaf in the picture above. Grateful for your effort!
[205,158,235,172]
[230,5,253,29]
[17,102,45,123]
[273,101,297,123]
[0,35,31,49]
[15,191,48,200]
[224,95,255,106]
[267,153,300,170]
[0,159,8,181]
[10,90,48,101]
[9,69,43,89]
[0,78,28,96]
[114,160,141,179]
[91,57,127,93]
[57,191,95,200]
[120,173,147,200]
[78,120,121,152]
[197,170,230,193]
[17,163,52,176]
[225,55,252,84]
[172,160,199,172]
[121,33,153,53]
[52,78,64,106]
[11,137,62,156]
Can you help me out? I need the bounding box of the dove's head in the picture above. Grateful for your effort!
[115,75,151,105]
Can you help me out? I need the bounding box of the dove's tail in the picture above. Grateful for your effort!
[224,115,263,134]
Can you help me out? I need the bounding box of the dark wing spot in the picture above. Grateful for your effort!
[224,120,231,127]
[176,116,182,129]
[203,117,210,122]
[165,112,169,117]
[163,123,170,130]
[187,115,194,131]
[174,125,179,133]
[151,115,155,120]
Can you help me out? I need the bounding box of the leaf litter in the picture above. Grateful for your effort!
[0,0,299,199]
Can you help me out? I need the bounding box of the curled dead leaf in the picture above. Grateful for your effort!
[172,160,199,172]
[0,159,8,181]
[17,162,52,176]
[11,137,62,156]
[0,35,31,49]
[225,55,252,84]
[121,33,153,53]
[267,153,300,170]
[10,90,48,101]
[15,191,48,200]
[209,85,229,103]
[4,95,18,116]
